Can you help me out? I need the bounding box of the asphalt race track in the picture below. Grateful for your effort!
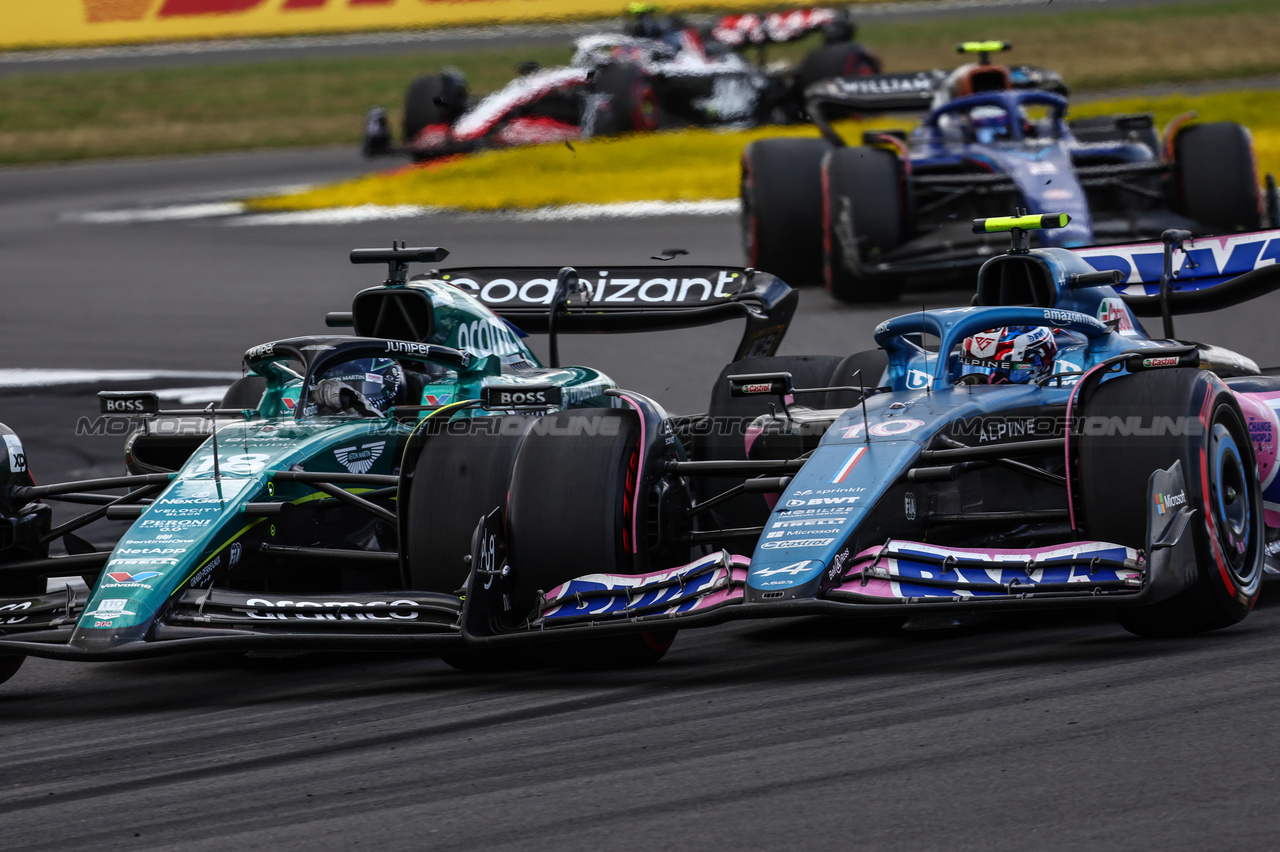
[5,150,1280,850]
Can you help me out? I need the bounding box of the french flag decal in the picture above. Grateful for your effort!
[831,447,867,484]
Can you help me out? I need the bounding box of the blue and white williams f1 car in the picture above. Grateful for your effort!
[742,41,1265,302]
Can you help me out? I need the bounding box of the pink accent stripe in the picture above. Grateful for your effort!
[1063,362,1110,531]
[832,447,867,484]
[615,394,646,555]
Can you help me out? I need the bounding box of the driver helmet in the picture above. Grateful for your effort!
[624,2,666,38]
[968,105,1010,144]
[957,325,1057,385]
[312,357,404,416]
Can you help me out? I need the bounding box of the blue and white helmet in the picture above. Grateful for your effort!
[968,105,1011,143]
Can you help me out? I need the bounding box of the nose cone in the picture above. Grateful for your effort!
[69,621,151,653]
[745,560,826,602]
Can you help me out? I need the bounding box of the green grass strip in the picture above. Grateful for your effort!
[249,89,1280,212]
[2,0,1279,166]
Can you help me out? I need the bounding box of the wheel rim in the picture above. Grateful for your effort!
[1208,415,1257,583]
[631,80,658,131]
[620,443,640,554]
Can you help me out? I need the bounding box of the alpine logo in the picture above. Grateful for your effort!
[334,441,386,474]
[755,560,820,577]
[106,571,163,584]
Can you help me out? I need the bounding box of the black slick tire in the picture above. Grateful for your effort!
[700,355,844,530]
[594,63,661,134]
[404,415,537,595]
[822,146,905,303]
[220,376,267,410]
[792,43,879,95]
[1078,368,1263,636]
[1171,122,1262,233]
[506,408,673,666]
[402,74,465,144]
[741,137,833,287]
[404,415,538,672]
[823,349,888,409]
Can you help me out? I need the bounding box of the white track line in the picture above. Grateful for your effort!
[62,202,245,224]
[151,386,234,404]
[0,369,241,389]
[509,200,740,221]
[74,199,741,226]
[230,203,433,226]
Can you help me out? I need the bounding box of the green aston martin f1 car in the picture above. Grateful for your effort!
[0,245,795,684]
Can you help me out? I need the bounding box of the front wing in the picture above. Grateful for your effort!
[460,488,1200,646]
[0,588,465,661]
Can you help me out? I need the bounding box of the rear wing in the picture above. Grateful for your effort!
[712,8,854,47]
[802,61,1068,136]
[804,71,943,115]
[432,265,797,361]
[1074,230,1280,315]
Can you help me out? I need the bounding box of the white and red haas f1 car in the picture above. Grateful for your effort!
[362,6,880,161]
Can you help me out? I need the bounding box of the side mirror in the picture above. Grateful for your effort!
[727,372,794,398]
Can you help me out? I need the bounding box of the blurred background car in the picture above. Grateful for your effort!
[362,4,881,161]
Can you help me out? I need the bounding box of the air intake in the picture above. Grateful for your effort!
[351,287,436,343]
[975,254,1055,308]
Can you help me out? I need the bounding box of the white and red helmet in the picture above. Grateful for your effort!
[958,325,1058,384]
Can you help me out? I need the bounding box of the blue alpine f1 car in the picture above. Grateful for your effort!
[742,42,1265,302]
[455,215,1280,656]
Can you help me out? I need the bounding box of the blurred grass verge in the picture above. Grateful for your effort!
[249,90,1280,212]
[0,0,1279,166]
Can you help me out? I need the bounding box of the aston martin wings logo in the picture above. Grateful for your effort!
[334,441,386,474]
